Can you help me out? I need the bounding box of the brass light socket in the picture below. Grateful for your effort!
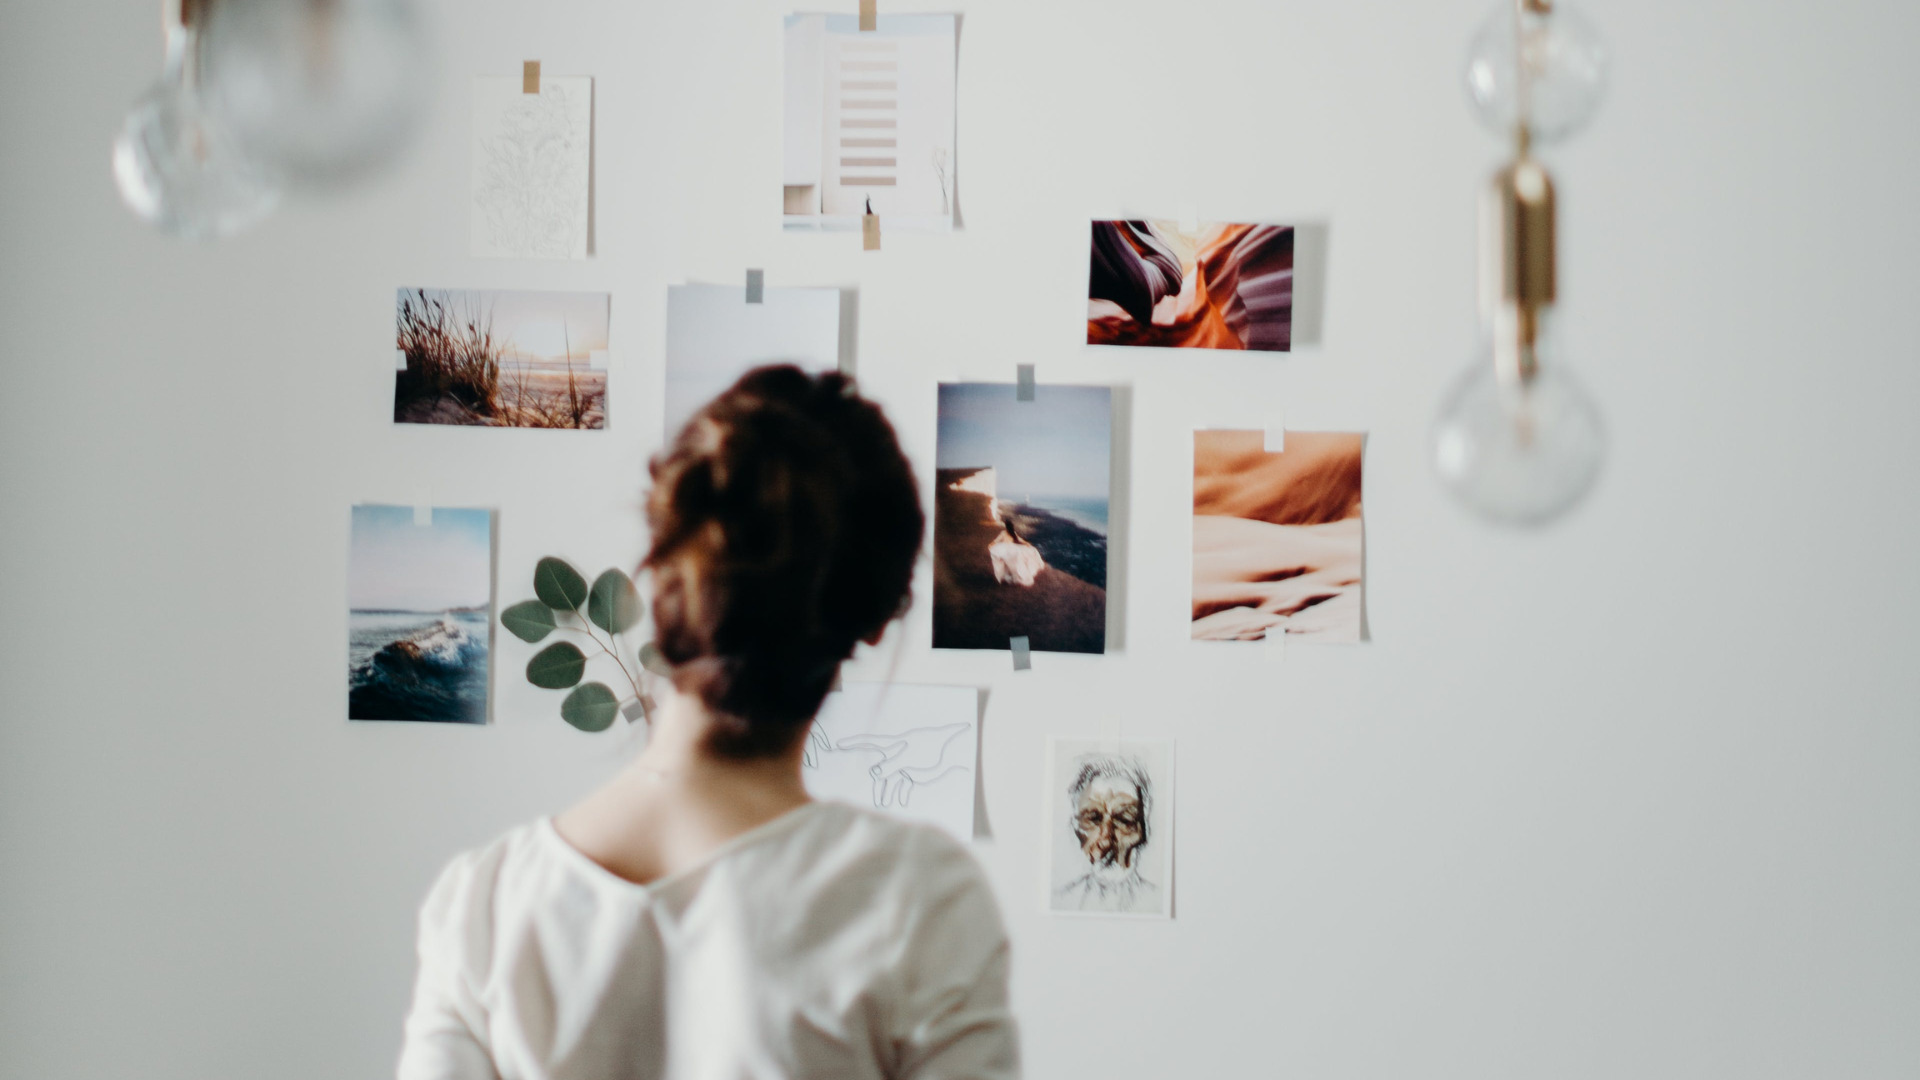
[1480,156,1557,383]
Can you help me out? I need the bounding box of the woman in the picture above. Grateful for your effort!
[397,367,1019,1080]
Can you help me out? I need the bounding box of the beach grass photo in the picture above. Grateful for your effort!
[933,383,1111,655]
[348,505,494,724]
[1088,221,1294,352]
[1191,431,1364,643]
[395,288,609,429]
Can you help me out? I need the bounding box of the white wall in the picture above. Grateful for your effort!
[3,0,1916,1077]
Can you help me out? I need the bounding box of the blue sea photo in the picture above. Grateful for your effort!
[347,505,494,724]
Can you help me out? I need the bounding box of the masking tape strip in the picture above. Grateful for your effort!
[1265,427,1286,453]
[621,698,648,723]
[862,211,880,251]
[1016,364,1035,401]
[859,0,877,32]
[745,269,764,304]
[1264,624,1288,658]
[523,60,541,94]
[1010,635,1032,671]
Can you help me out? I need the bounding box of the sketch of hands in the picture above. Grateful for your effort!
[804,724,831,769]
[834,723,971,809]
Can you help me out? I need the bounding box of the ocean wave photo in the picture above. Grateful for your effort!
[348,611,491,724]
[348,505,495,724]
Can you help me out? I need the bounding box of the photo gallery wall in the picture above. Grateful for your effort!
[345,10,1369,919]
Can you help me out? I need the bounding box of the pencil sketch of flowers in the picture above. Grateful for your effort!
[932,147,952,217]
[472,80,590,260]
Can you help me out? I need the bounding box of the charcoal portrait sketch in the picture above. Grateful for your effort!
[805,683,978,842]
[1047,738,1173,918]
[470,76,592,260]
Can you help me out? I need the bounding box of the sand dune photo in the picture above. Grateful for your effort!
[1088,220,1294,352]
[934,383,1111,655]
[1192,430,1364,643]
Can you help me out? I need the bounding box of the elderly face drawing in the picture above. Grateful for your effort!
[1068,757,1151,870]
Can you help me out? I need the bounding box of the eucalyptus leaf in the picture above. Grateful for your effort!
[587,569,644,635]
[526,642,586,689]
[533,557,587,612]
[560,682,620,733]
[500,600,556,643]
[638,641,672,677]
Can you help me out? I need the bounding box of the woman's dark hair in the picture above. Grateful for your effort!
[644,365,924,759]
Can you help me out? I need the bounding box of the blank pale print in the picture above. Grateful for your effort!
[470,77,592,260]
[1089,221,1294,351]
[663,284,842,440]
[783,13,957,231]
[1191,430,1365,642]
[1047,738,1173,918]
[806,683,977,842]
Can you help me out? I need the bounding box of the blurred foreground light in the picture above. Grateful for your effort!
[112,10,281,240]
[199,0,432,190]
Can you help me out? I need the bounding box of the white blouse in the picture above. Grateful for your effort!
[396,801,1018,1080]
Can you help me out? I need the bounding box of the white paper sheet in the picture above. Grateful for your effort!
[805,683,978,843]
[663,283,842,441]
[782,13,957,232]
[470,76,593,260]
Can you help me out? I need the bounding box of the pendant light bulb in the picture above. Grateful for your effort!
[1465,0,1608,145]
[1432,154,1604,525]
[198,0,432,190]
[112,0,281,240]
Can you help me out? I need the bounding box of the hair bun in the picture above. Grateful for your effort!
[644,365,924,758]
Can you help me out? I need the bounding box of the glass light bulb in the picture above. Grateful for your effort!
[1432,330,1604,526]
[112,28,281,240]
[1465,0,1608,144]
[199,0,432,190]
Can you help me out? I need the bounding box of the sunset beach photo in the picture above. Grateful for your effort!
[933,383,1111,655]
[394,288,609,429]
